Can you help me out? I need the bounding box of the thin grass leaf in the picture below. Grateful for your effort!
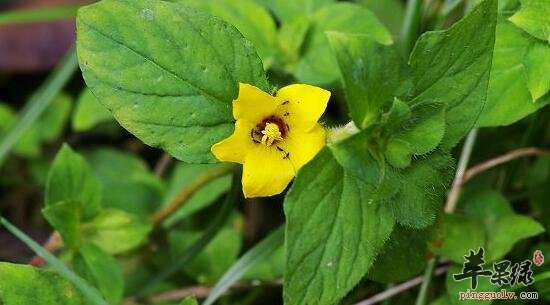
[138,172,240,297]
[0,48,78,166]
[0,217,110,305]
[203,225,284,305]
[0,5,80,25]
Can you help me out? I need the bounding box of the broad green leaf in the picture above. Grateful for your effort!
[72,89,114,132]
[328,32,410,128]
[84,148,164,217]
[446,265,497,305]
[432,214,486,264]
[390,152,454,229]
[46,144,102,219]
[255,0,335,22]
[181,0,277,68]
[77,0,269,163]
[0,263,93,305]
[42,200,82,249]
[284,148,395,305]
[368,225,435,283]
[478,19,550,126]
[74,244,124,304]
[509,0,550,42]
[82,209,152,254]
[170,227,241,283]
[296,3,392,85]
[409,0,498,148]
[163,162,232,227]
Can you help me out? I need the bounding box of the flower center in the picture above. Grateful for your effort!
[261,122,283,146]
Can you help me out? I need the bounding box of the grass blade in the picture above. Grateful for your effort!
[202,225,284,305]
[0,5,80,25]
[0,48,78,166]
[0,217,110,305]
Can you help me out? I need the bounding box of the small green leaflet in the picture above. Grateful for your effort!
[72,89,114,132]
[77,0,269,163]
[509,0,550,43]
[45,144,102,220]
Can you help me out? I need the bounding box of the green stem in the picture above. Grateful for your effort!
[414,258,437,305]
[400,0,424,55]
[0,48,78,166]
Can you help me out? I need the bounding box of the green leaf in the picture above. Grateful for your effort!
[82,209,152,254]
[182,0,277,68]
[368,224,435,283]
[296,3,392,85]
[509,0,550,42]
[74,244,124,304]
[396,101,447,155]
[478,19,550,126]
[203,226,284,305]
[181,297,199,305]
[84,148,164,217]
[0,263,93,305]
[409,0,498,148]
[357,0,406,37]
[432,214,486,264]
[42,201,82,249]
[436,190,545,263]
[72,89,114,132]
[162,163,232,227]
[0,218,109,305]
[14,93,72,158]
[46,144,102,219]
[255,0,335,22]
[390,152,454,229]
[77,0,269,163]
[277,16,311,72]
[0,49,77,166]
[284,148,395,305]
[170,227,242,284]
[385,138,412,168]
[327,32,409,128]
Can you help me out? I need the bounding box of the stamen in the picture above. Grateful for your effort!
[261,122,283,146]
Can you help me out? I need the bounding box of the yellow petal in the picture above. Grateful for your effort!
[279,124,326,169]
[233,83,279,122]
[275,84,331,131]
[211,119,256,164]
[242,146,295,198]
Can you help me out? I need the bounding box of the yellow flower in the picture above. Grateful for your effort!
[212,83,331,198]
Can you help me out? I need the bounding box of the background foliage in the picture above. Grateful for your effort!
[0,0,549,305]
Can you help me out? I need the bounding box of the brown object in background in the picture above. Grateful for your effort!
[0,0,91,72]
